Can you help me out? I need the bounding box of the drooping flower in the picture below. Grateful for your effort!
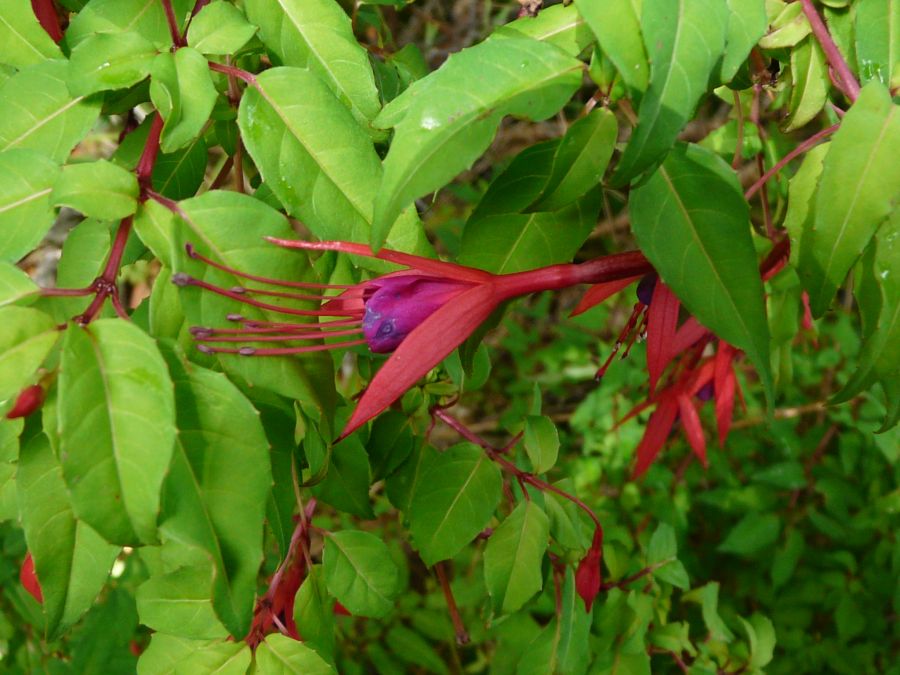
[176,238,652,439]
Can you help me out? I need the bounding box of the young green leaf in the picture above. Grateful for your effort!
[0,149,60,262]
[58,319,176,545]
[630,143,773,404]
[523,415,560,474]
[312,435,375,518]
[802,82,900,316]
[187,1,258,55]
[64,0,192,49]
[611,0,729,185]
[150,47,218,153]
[409,442,502,565]
[323,530,400,618]
[255,634,336,674]
[784,38,828,131]
[574,0,649,95]
[483,500,550,615]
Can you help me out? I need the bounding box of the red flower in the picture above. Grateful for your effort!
[177,239,651,439]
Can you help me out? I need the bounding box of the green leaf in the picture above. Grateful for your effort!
[611,0,729,185]
[149,47,218,153]
[784,143,829,270]
[136,565,229,640]
[531,108,618,211]
[58,319,176,545]
[574,0,649,95]
[684,582,734,642]
[152,134,208,200]
[169,190,337,415]
[496,4,595,58]
[739,613,776,669]
[17,433,120,638]
[323,530,400,618]
[459,191,601,274]
[136,635,251,675]
[718,0,767,83]
[717,511,781,556]
[0,149,60,261]
[51,159,139,219]
[0,306,58,402]
[483,500,550,615]
[158,351,272,638]
[293,566,335,662]
[784,38,828,131]
[237,67,381,243]
[187,1,258,55]
[67,31,157,96]
[65,0,192,49]
[758,2,811,49]
[647,523,689,589]
[244,0,381,127]
[629,142,772,403]
[0,60,101,163]
[0,0,63,68]
[523,415,560,474]
[312,436,374,518]
[855,0,899,86]
[802,81,900,316]
[255,634,336,674]
[409,442,502,565]
[0,261,38,306]
[372,36,582,247]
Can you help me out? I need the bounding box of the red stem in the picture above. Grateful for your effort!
[31,0,63,42]
[160,0,186,48]
[799,0,860,102]
[137,114,164,192]
[744,123,839,200]
[209,61,256,84]
[434,563,469,645]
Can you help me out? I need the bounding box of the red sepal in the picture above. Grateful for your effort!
[714,343,737,447]
[6,385,44,419]
[677,394,707,466]
[31,0,63,43]
[646,282,679,391]
[575,526,603,612]
[20,552,43,603]
[333,601,352,616]
[570,276,641,317]
[633,395,679,477]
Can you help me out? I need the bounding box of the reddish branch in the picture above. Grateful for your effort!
[160,0,186,48]
[744,123,839,199]
[799,0,860,102]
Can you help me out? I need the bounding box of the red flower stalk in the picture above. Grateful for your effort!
[178,239,652,439]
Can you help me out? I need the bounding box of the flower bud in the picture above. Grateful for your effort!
[6,385,44,419]
[575,526,603,612]
[20,552,42,603]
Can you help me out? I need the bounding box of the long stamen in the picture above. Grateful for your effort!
[185,243,353,289]
[198,339,368,356]
[227,285,344,302]
[194,327,364,343]
[190,319,364,337]
[595,304,645,381]
[172,273,362,318]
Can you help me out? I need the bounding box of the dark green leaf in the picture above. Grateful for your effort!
[483,500,549,615]
[385,625,449,675]
[372,37,582,247]
[802,82,900,316]
[408,442,502,565]
[629,142,772,403]
[312,436,374,518]
[684,582,734,642]
[323,530,400,618]
[58,319,176,544]
[717,512,781,557]
[611,0,729,184]
[574,0,649,95]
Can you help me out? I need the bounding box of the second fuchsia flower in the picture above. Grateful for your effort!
[175,238,652,439]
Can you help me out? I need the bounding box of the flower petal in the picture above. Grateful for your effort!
[340,283,500,439]
[266,238,493,283]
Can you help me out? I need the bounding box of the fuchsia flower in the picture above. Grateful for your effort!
[176,238,651,439]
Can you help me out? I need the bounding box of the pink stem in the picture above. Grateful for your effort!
[744,123,839,199]
[800,0,860,102]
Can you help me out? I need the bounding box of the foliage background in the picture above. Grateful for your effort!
[0,0,898,673]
